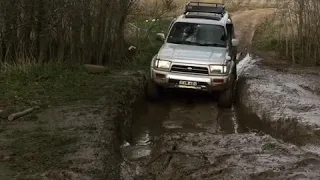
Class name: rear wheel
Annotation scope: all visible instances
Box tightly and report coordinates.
[218,74,236,108]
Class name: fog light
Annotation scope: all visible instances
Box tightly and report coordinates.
[155,73,166,79]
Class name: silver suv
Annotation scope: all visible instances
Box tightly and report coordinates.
[147,1,240,108]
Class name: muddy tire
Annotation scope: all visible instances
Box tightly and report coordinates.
[146,79,162,101]
[233,65,237,80]
[218,75,235,108]
[232,66,238,103]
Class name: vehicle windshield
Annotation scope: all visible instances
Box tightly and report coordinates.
[167,22,227,47]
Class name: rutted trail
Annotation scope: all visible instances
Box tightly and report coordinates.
[125,133,320,180]
[120,8,320,180]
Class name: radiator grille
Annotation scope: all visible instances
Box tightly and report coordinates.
[170,65,209,75]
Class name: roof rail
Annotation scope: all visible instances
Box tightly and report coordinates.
[184,1,226,15]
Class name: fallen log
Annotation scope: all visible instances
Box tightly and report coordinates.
[0,108,15,119]
[8,106,39,121]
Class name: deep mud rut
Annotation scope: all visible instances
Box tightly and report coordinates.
[120,9,320,180]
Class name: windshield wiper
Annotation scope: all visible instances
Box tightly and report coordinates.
[171,41,198,45]
[199,43,226,47]
[183,41,198,45]
[168,40,184,44]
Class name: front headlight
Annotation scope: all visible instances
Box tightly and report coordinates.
[209,64,230,74]
[154,59,171,70]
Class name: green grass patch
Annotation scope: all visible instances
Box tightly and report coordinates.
[0,63,113,107]
[252,17,282,53]
[0,18,173,108]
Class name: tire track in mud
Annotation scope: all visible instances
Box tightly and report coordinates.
[120,8,320,180]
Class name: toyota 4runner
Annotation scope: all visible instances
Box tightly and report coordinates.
[147,1,240,108]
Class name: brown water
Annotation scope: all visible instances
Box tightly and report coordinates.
[131,91,247,145]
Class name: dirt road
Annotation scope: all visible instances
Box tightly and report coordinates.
[120,9,320,180]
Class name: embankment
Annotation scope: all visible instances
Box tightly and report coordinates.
[237,55,320,146]
[92,73,147,179]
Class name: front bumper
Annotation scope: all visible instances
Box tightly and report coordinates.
[151,68,231,92]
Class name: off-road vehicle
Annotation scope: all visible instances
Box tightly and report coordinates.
[147,1,240,108]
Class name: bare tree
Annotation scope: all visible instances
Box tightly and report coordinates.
[0,0,137,66]
[278,0,320,65]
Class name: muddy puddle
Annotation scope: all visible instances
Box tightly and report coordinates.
[132,91,248,137]
[120,89,320,180]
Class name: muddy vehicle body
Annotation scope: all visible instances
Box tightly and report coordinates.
[147,1,240,108]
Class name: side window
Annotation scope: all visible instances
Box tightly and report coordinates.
[226,23,233,43]
[226,23,234,56]
[226,15,234,39]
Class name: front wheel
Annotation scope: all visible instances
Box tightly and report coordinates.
[218,75,236,108]
[146,79,163,101]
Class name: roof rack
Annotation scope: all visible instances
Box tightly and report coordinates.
[184,1,226,15]
[185,12,223,21]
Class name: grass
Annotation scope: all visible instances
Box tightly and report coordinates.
[250,15,294,68]
[0,63,98,107]
[251,15,282,55]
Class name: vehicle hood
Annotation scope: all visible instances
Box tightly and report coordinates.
[157,43,228,64]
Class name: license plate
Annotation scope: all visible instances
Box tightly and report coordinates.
[179,80,197,86]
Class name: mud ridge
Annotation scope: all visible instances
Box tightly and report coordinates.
[101,75,147,179]
[236,58,320,146]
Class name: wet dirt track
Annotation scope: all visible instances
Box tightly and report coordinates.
[120,8,320,180]
[120,91,320,180]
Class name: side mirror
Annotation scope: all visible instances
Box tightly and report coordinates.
[226,55,231,61]
[156,33,165,42]
[231,39,240,47]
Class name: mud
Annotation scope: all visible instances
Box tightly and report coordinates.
[120,92,320,179]
[119,68,320,178]
[237,55,320,146]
